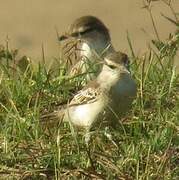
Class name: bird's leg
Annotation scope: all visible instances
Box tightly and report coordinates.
[104,127,118,148]
[84,132,91,146]
[84,129,95,169]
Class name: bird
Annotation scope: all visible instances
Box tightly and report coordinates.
[41,51,137,144]
[58,15,115,83]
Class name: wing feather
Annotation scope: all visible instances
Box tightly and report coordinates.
[69,87,101,106]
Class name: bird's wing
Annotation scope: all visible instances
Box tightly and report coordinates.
[69,86,101,106]
[40,87,100,124]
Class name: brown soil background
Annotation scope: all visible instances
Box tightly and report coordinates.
[0,0,178,60]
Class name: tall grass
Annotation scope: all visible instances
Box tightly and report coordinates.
[0,1,179,179]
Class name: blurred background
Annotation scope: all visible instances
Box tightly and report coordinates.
[0,0,178,60]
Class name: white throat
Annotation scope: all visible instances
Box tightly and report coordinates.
[97,65,119,89]
[79,39,114,59]
[80,42,92,58]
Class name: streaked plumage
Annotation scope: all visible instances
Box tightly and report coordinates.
[41,52,137,143]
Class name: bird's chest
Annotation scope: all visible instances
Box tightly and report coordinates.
[67,98,106,128]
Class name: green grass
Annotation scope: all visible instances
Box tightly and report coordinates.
[0,1,179,179]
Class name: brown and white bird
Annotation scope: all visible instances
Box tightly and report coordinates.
[42,51,137,143]
[59,15,115,82]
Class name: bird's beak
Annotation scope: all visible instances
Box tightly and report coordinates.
[121,66,131,74]
[126,65,131,74]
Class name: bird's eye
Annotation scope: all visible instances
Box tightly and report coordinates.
[58,35,68,41]
[108,65,117,69]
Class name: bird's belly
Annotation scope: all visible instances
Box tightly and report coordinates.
[65,100,104,128]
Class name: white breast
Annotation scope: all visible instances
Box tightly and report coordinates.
[64,99,104,128]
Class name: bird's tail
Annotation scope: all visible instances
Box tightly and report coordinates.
[40,108,65,129]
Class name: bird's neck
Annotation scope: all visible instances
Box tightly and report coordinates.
[79,39,114,59]
[97,65,119,91]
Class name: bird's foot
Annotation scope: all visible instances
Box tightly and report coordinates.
[104,127,118,148]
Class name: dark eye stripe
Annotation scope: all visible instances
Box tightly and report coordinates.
[59,27,94,41]
[71,27,93,37]
[108,65,117,69]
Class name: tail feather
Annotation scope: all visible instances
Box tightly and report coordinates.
[40,108,65,128]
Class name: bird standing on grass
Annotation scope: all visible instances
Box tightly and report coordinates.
[42,51,137,144]
[59,15,115,82]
